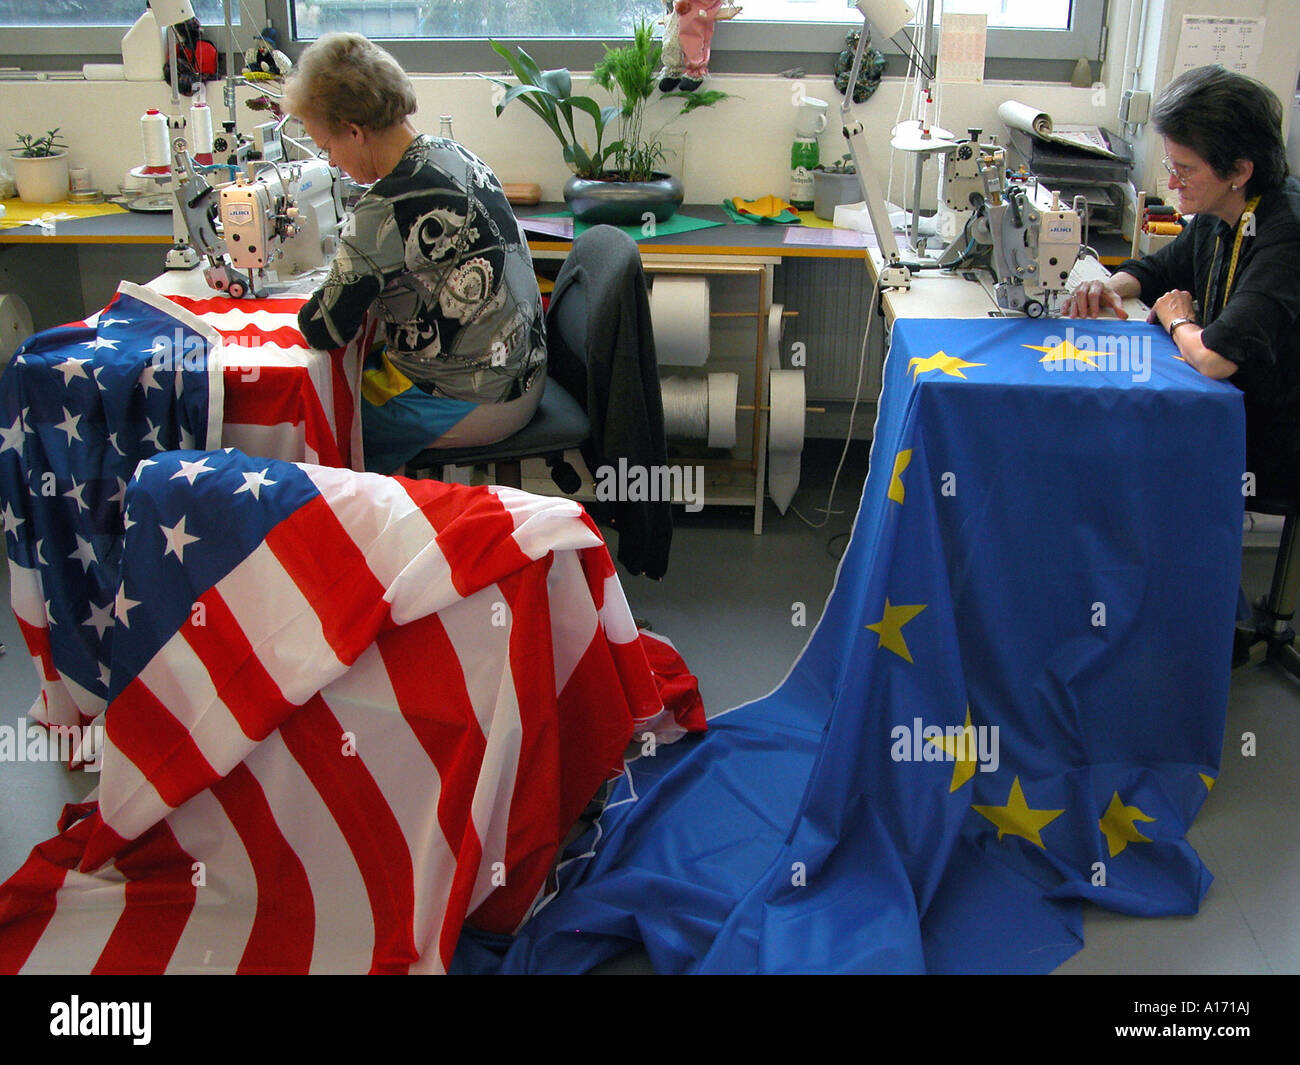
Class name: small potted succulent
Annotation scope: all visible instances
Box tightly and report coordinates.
[11,129,71,204]
[812,154,861,221]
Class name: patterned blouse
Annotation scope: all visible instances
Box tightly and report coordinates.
[297,133,546,404]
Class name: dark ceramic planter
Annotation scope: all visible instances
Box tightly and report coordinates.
[563,173,684,226]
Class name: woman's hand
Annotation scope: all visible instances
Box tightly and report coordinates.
[1062,279,1129,319]
[1148,289,1196,331]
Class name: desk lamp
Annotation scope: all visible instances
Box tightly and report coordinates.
[841,0,915,283]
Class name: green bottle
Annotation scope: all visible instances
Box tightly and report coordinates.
[791,136,819,211]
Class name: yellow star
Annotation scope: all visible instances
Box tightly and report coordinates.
[972,776,1064,849]
[864,599,927,663]
[1200,773,1215,791]
[1023,340,1100,368]
[888,449,912,504]
[924,705,979,792]
[908,351,985,379]
[1099,791,1156,857]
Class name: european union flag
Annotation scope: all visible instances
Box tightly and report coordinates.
[0,283,222,725]
[481,316,1244,973]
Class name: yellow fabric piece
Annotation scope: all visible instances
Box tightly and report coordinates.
[361,348,414,407]
[795,210,835,229]
[0,198,127,229]
[731,195,795,218]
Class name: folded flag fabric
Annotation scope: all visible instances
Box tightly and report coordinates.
[0,282,223,733]
[0,450,704,973]
[492,317,1244,973]
[722,197,801,225]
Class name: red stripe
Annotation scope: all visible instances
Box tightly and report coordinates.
[92,821,198,974]
[265,494,389,666]
[406,480,533,598]
[223,365,342,466]
[211,324,308,348]
[104,677,221,808]
[182,588,295,742]
[0,813,95,973]
[210,762,316,974]
[278,696,418,974]
[15,616,58,682]
[466,563,569,933]
[376,613,484,970]
[79,809,131,873]
[164,294,308,316]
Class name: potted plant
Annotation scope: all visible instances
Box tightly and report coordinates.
[485,20,728,225]
[812,154,861,221]
[10,129,71,204]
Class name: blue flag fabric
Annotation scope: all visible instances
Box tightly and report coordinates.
[0,282,222,721]
[483,317,1245,974]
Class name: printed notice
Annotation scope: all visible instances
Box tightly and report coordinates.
[1175,15,1264,77]
[938,13,987,85]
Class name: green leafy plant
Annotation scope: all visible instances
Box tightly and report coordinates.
[13,128,67,158]
[485,20,729,183]
[481,42,620,180]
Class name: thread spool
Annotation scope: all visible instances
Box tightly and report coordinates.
[1145,221,1183,236]
[650,275,710,366]
[659,373,739,449]
[140,109,171,173]
[767,369,806,514]
[190,102,214,160]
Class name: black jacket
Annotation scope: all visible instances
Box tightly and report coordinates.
[546,225,672,579]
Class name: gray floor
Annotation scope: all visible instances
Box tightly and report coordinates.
[0,438,1295,974]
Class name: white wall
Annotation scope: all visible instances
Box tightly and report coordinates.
[0,72,1121,211]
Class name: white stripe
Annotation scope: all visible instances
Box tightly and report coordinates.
[321,646,456,974]
[489,486,604,558]
[305,467,461,623]
[598,573,640,645]
[95,731,174,845]
[136,636,251,777]
[546,549,600,696]
[8,559,45,626]
[162,790,258,973]
[241,729,374,974]
[439,587,523,916]
[218,542,347,706]
[19,867,126,974]
[223,421,310,464]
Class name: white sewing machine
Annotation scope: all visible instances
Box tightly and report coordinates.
[170,145,343,298]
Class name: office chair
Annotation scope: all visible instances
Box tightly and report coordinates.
[1234,496,1300,679]
[402,240,595,492]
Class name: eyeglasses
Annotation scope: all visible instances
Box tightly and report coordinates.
[1161,156,1196,182]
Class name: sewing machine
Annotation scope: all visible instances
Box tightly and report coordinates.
[934,139,1082,318]
[170,144,343,298]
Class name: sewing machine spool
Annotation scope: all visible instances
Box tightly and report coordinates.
[660,373,739,449]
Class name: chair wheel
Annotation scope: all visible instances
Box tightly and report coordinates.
[550,460,582,495]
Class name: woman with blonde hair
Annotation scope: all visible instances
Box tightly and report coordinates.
[284,33,546,474]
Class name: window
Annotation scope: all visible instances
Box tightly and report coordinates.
[1,1,263,60]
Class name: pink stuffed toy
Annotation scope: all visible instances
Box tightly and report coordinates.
[660,0,742,92]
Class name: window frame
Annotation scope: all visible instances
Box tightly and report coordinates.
[1,1,269,60]
[0,0,1106,78]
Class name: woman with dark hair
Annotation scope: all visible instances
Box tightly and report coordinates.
[1064,65,1300,498]
[283,33,546,474]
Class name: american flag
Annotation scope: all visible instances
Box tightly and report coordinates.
[1,283,224,731]
[3,278,370,734]
[0,449,705,973]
